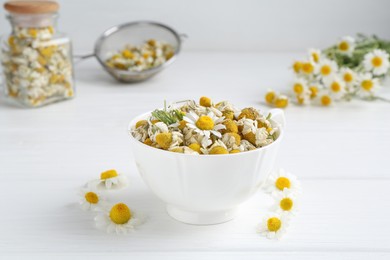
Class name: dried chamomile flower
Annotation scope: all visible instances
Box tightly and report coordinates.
[91,169,129,190]
[184,111,226,139]
[79,185,106,211]
[271,189,298,216]
[263,169,301,194]
[132,98,278,154]
[95,203,144,234]
[105,39,174,72]
[257,212,290,240]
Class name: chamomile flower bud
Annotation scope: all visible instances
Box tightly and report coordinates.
[308,48,321,63]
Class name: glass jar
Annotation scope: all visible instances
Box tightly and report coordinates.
[1,1,75,107]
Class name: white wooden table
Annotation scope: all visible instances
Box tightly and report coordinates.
[1,52,390,259]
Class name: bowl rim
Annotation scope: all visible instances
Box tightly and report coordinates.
[127,110,284,157]
[94,20,182,76]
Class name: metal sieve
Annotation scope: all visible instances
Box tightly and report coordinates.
[77,21,186,83]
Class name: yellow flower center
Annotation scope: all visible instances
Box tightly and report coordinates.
[302,63,314,74]
[371,56,383,67]
[222,110,235,120]
[28,28,38,38]
[320,65,331,76]
[178,120,187,130]
[275,177,291,190]
[275,97,288,108]
[343,72,353,83]
[297,96,305,105]
[321,95,332,106]
[280,198,293,211]
[101,169,118,180]
[309,86,318,98]
[293,83,304,94]
[209,146,229,155]
[122,49,134,59]
[85,192,99,204]
[267,217,282,232]
[188,143,201,153]
[199,96,212,107]
[362,80,373,91]
[312,52,320,63]
[109,203,132,224]
[230,149,240,154]
[196,116,214,130]
[331,82,341,92]
[293,61,302,73]
[155,132,173,150]
[338,41,349,51]
[135,120,148,129]
[265,91,276,104]
[223,119,238,133]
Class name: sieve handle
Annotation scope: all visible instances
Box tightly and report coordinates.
[73,54,95,64]
[179,33,188,41]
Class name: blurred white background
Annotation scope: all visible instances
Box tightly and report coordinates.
[1,0,389,53]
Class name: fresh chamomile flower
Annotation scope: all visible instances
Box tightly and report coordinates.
[324,75,346,99]
[79,185,105,211]
[316,59,338,79]
[292,60,303,74]
[363,49,390,76]
[340,67,357,90]
[264,169,301,194]
[257,212,289,239]
[272,189,298,215]
[183,111,226,139]
[292,78,308,96]
[296,91,311,105]
[317,90,333,106]
[357,73,380,98]
[308,48,322,63]
[308,81,321,99]
[301,60,315,76]
[337,36,355,56]
[264,89,277,105]
[274,94,289,108]
[95,202,144,234]
[91,169,129,190]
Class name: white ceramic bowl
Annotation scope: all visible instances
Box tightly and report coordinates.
[128,108,285,225]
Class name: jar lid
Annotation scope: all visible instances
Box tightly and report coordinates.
[4,1,59,14]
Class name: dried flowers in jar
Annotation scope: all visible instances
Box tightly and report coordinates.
[1,1,75,107]
[131,97,279,155]
[105,39,174,72]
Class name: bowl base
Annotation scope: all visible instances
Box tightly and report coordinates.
[166,205,237,225]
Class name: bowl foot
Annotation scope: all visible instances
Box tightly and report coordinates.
[166,205,237,225]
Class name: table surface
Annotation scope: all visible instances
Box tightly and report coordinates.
[1,52,390,259]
